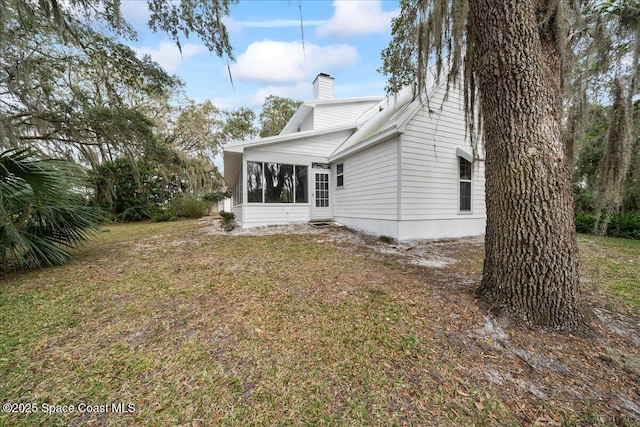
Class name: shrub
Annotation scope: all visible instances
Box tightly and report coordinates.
[573,184,596,214]
[93,157,184,222]
[219,210,235,221]
[607,212,640,239]
[168,193,212,219]
[575,212,596,234]
[151,194,212,222]
[575,211,640,239]
[219,211,236,231]
[151,210,178,223]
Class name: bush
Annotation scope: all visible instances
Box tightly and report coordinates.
[219,210,235,221]
[575,212,596,234]
[575,211,640,239]
[169,193,212,219]
[219,210,235,231]
[573,184,596,214]
[608,212,640,239]
[151,194,212,222]
[151,210,178,223]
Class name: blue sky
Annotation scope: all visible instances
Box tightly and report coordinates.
[120,1,400,110]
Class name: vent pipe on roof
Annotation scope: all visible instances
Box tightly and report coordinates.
[313,73,334,100]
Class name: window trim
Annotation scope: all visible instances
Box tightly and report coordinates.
[458,157,472,213]
[336,163,344,188]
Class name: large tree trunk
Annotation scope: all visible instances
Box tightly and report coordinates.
[471,1,582,330]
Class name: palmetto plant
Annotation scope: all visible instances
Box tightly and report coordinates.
[0,148,101,273]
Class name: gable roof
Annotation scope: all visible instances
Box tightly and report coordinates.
[329,85,422,161]
[223,123,359,154]
[280,96,384,135]
[327,67,447,161]
[222,71,445,186]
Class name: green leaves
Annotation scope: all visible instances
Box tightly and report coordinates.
[258,95,302,138]
[147,0,236,59]
[222,108,258,143]
[0,148,101,272]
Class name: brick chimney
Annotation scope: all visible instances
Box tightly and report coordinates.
[312,73,334,100]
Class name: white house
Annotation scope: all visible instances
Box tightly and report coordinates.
[223,73,485,241]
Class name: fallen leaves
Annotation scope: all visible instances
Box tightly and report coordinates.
[0,219,638,426]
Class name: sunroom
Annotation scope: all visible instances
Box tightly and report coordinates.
[223,127,352,227]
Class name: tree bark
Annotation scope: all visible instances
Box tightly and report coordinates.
[471,1,582,330]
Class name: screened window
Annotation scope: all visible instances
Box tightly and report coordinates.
[247,162,308,203]
[233,168,243,206]
[336,163,344,187]
[247,162,263,203]
[265,163,294,203]
[459,157,472,212]
[295,166,308,203]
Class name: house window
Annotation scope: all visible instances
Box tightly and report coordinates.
[247,161,263,203]
[336,163,344,188]
[459,157,472,212]
[265,163,294,203]
[295,165,308,203]
[233,168,242,206]
[247,161,308,203]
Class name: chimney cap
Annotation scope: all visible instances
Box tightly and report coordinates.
[313,72,334,81]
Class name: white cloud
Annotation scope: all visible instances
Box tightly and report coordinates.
[231,40,359,83]
[317,1,399,38]
[133,40,208,72]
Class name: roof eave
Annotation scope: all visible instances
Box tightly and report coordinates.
[223,123,358,153]
[280,104,313,134]
[329,126,401,162]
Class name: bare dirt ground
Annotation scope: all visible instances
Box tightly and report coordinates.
[202,219,640,425]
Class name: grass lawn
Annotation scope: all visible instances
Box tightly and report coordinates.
[577,234,640,308]
[1,220,638,426]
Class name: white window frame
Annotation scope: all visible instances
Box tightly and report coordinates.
[336,163,344,188]
[458,157,472,213]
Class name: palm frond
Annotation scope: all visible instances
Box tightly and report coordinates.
[0,148,101,273]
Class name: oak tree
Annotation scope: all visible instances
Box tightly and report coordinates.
[381,1,625,330]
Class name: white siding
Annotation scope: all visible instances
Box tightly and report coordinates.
[397,218,485,241]
[298,112,314,132]
[314,101,378,130]
[240,205,310,228]
[313,74,334,100]
[332,138,398,221]
[400,86,486,222]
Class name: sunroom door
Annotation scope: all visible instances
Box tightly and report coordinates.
[311,166,331,220]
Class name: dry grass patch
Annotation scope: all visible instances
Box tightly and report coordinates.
[0,219,638,426]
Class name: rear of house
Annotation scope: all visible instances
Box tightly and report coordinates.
[223,73,485,241]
